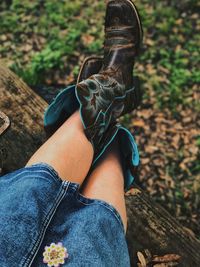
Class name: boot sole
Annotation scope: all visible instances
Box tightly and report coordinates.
[126,0,143,54]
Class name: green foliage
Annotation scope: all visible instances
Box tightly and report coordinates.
[0,0,104,85]
[134,1,199,112]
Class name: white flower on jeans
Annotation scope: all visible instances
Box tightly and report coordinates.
[43,242,68,267]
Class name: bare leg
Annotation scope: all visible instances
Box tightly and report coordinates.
[27,110,127,230]
[26,111,94,185]
[81,138,127,232]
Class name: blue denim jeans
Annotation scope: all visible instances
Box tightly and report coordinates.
[0,163,130,267]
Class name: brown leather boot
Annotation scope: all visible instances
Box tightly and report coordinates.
[76,0,143,154]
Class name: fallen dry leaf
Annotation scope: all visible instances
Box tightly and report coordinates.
[125,188,142,196]
[82,34,94,46]
[137,251,147,267]
[152,254,181,263]
[145,145,159,153]
[133,119,146,128]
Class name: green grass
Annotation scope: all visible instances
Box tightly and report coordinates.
[0,0,105,85]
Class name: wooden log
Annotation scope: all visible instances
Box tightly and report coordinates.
[1,64,200,267]
[126,188,200,266]
[0,63,47,172]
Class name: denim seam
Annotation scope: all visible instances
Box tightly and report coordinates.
[25,164,63,183]
[32,163,63,182]
[14,175,59,185]
[26,164,81,189]
[19,181,69,267]
[9,169,61,184]
[76,197,125,234]
[69,185,79,191]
